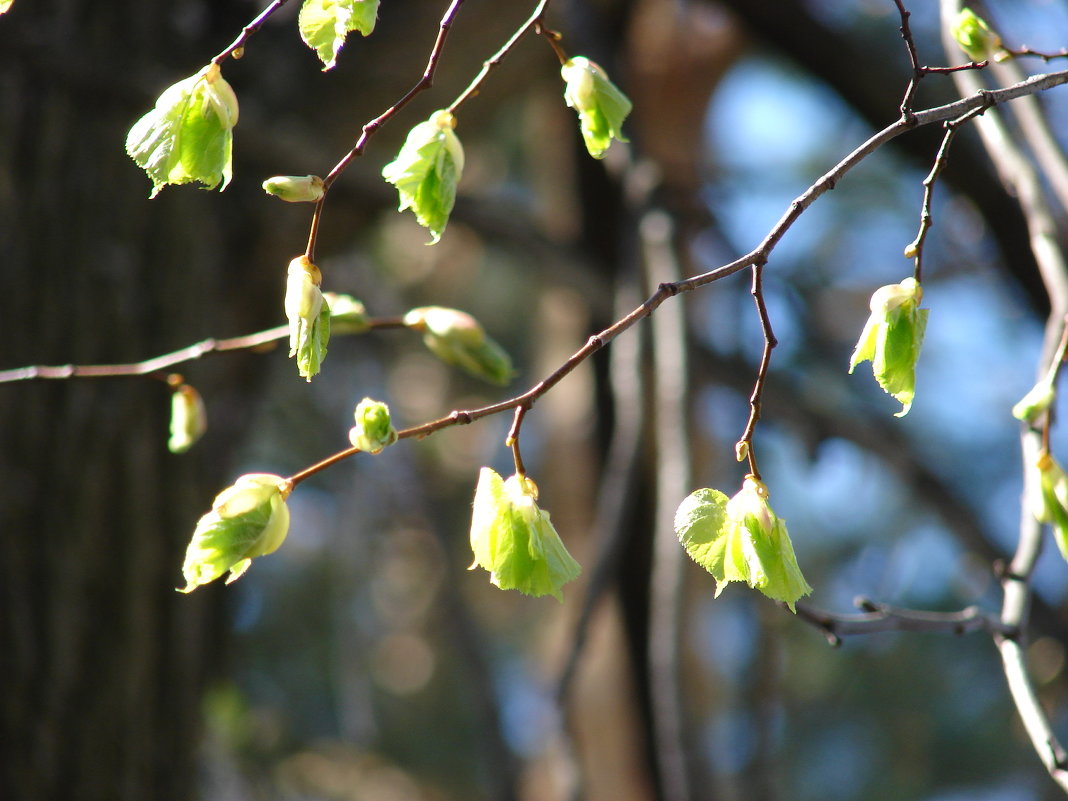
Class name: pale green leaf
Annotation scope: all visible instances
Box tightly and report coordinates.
[469,469,581,601]
[561,56,632,159]
[674,488,731,584]
[382,110,464,243]
[299,0,380,70]
[403,306,514,385]
[126,63,238,197]
[349,398,397,453]
[0,0,14,16]
[295,297,331,381]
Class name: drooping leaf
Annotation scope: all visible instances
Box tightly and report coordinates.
[675,478,811,612]
[849,277,928,417]
[470,468,581,601]
[561,56,632,159]
[382,110,464,243]
[299,0,380,70]
[126,63,239,197]
[285,256,331,381]
[179,474,291,592]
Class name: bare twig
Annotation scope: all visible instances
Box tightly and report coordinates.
[211,0,294,64]
[0,317,406,384]
[795,598,1015,647]
[737,261,776,479]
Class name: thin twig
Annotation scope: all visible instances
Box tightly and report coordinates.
[795,598,1015,647]
[738,262,776,479]
[447,0,554,114]
[0,317,406,384]
[1004,47,1068,63]
[212,0,294,65]
[905,105,985,281]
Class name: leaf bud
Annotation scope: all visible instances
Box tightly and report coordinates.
[179,473,292,592]
[348,397,398,454]
[951,7,1003,61]
[168,382,208,453]
[403,306,514,385]
[561,56,632,159]
[262,174,325,203]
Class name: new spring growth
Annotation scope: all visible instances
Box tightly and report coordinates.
[324,292,370,335]
[168,382,207,454]
[952,8,1006,62]
[285,255,331,381]
[126,62,239,197]
[675,476,812,612]
[561,56,633,159]
[469,468,582,601]
[403,306,513,385]
[262,175,325,203]
[179,473,292,592]
[382,110,464,243]
[1031,450,1068,563]
[849,277,928,417]
[348,398,398,453]
[299,0,381,71]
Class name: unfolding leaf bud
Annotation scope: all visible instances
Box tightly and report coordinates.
[951,7,1003,62]
[403,306,514,385]
[1013,374,1057,424]
[1032,450,1068,563]
[168,383,208,453]
[324,292,370,334]
[849,277,928,417]
[179,473,291,592]
[469,468,582,601]
[561,56,632,159]
[348,397,398,454]
[262,174,325,203]
[285,256,330,381]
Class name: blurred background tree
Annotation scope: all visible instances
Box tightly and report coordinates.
[3,1,1068,800]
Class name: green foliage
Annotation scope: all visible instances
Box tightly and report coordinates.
[561,56,632,159]
[403,306,513,385]
[1033,452,1068,562]
[325,292,370,334]
[1013,373,1056,424]
[168,383,207,454]
[0,1,13,15]
[675,477,812,612]
[849,277,928,417]
[299,0,380,71]
[262,174,325,203]
[381,110,464,243]
[951,7,1002,61]
[179,474,291,592]
[349,398,398,453]
[125,63,239,197]
[469,468,581,601]
[285,256,331,381]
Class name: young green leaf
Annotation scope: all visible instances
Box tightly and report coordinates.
[126,63,239,197]
[675,477,812,612]
[381,110,464,243]
[179,474,291,592]
[561,56,632,159]
[849,277,928,417]
[951,7,1002,61]
[285,256,331,381]
[349,397,398,453]
[0,1,14,15]
[403,306,513,385]
[469,468,581,601]
[299,0,380,70]
[168,383,207,454]
[324,292,370,334]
